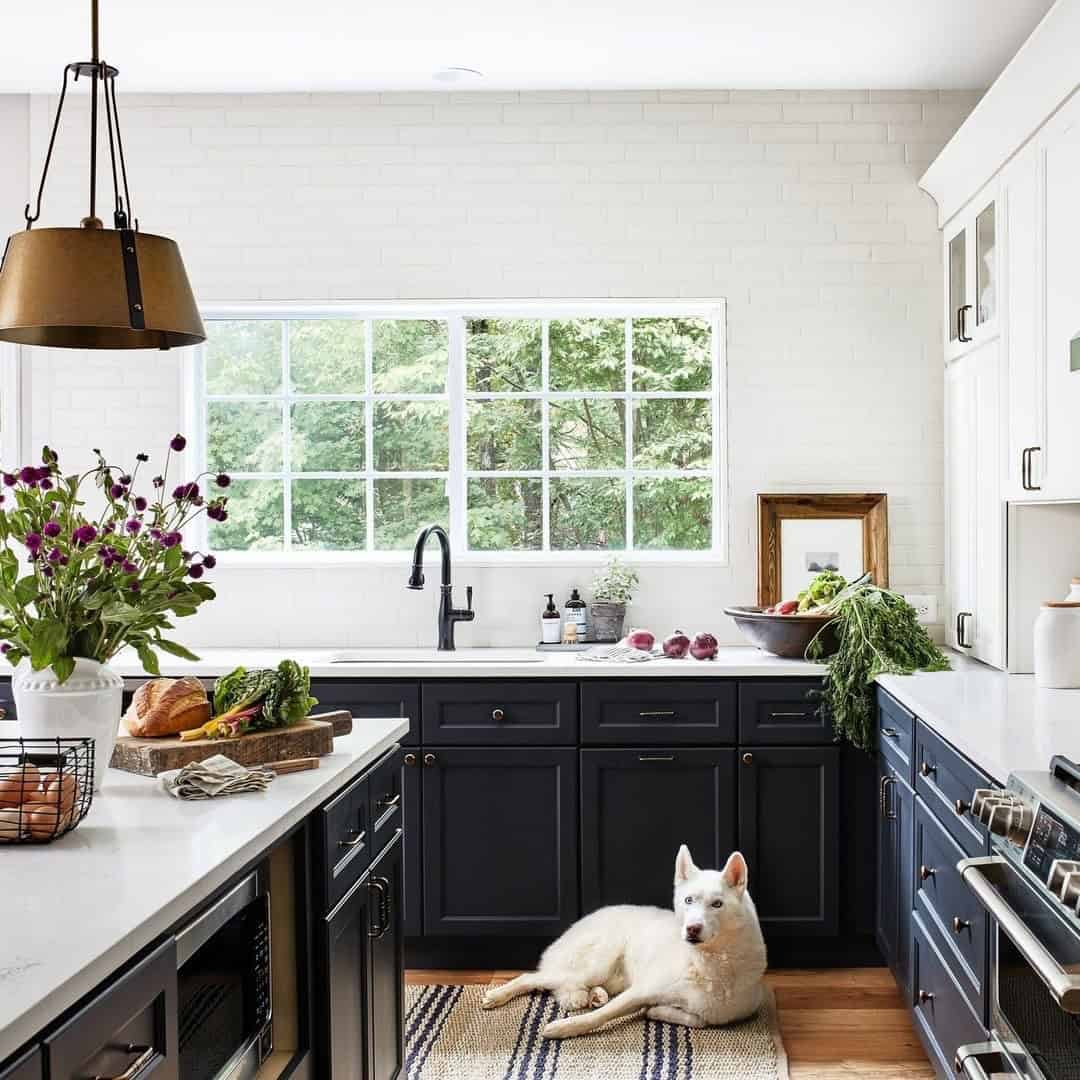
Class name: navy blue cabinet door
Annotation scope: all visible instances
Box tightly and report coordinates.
[322,872,373,1079]
[876,754,914,996]
[402,753,422,937]
[369,838,405,1080]
[421,747,579,936]
[0,1048,42,1080]
[580,748,737,912]
[737,746,841,937]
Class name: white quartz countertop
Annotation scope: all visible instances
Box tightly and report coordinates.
[0,719,408,1065]
[878,653,1080,785]
[108,645,825,680]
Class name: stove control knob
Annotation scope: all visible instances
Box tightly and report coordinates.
[972,788,1009,823]
[1048,860,1080,904]
[985,801,1033,844]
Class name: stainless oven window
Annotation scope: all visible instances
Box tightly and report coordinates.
[990,862,1080,1080]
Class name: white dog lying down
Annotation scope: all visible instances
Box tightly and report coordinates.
[481,846,767,1040]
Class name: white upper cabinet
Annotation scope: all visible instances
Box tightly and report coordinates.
[944,182,1000,363]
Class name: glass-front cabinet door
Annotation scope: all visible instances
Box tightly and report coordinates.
[944,185,999,362]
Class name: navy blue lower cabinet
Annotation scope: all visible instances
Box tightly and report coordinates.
[421,747,579,936]
[0,1048,42,1080]
[876,754,914,996]
[311,679,421,745]
[737,746,841,937]
[580,748,737,912]
[738,680,830,744]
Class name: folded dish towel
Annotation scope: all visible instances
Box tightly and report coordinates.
[578,643,659,663]
[159,754,276,799]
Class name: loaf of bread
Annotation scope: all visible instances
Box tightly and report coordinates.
[124,677,211,737]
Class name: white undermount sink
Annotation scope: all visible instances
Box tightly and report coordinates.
[326,648,545,664]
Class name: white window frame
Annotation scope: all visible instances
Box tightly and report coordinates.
[184,299,728,567]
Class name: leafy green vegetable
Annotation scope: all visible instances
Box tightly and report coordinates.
[797,570,846,612]
[807,583,949,751]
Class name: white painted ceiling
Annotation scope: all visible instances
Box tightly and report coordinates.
[0,0,1055,93]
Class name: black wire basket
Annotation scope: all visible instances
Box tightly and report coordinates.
[0,737,95,843]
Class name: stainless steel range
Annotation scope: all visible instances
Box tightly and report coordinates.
[956,756,1080,1080]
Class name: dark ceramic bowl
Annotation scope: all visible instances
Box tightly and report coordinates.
[723,606,839,660]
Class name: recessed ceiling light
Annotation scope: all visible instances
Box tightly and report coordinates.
[432,67,484,84]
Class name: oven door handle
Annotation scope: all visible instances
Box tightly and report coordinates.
[959,855,1080,1014]
[176,866,265,967]
[954,1043,1015,1079]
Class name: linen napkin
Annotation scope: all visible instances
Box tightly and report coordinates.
[159,754,275,799]
[577,643,659,663]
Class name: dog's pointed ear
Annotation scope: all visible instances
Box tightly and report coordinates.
[674,844,698,884]
[723,851,749,896]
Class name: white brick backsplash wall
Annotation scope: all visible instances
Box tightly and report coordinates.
[0,88,978,649]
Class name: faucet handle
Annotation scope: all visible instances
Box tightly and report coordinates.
[466,585,473,612]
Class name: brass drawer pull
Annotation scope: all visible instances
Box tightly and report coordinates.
[639,710,676,717]
[492,708,505,722]
[339,829,367,849]
[769,711,807,719]
[94,1044,155,1080]
[639,755,675,762]
[368,877,388,938]
[377,793,401,811]
[920,761,936,777]
[920,865,936,881]
[881,727,899,739]
[917,989,935,1005]
[952,917,971,933]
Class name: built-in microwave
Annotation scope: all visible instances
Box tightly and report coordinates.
[176,863,273,1080]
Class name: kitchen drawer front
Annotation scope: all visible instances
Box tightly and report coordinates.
[913,798,988,1019]
[367,746,404,854]
[45,937,179,1080]
[312,679,420,745]
[914,721,991,857]
[876,688,915,782]
[0,1047,42,1080]
[738,680,828,744]
[320,771,372,912]
[422,681,578,745]
[911,914,987,1078]
[581,681,736,745]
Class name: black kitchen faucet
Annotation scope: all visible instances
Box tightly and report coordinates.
[407,524,474,651]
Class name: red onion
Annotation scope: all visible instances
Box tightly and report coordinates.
[626,627,655,652]
[662,630,691,658]
[690,631,719,660]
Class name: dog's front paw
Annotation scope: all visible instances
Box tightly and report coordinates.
[480,989,501,1010]
[542,1019,575,1040]
[588,986,609,1009]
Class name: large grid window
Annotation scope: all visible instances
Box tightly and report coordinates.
[194,302,724,558]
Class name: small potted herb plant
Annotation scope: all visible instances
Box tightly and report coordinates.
[0,437,229,789]
[588,557,639,642]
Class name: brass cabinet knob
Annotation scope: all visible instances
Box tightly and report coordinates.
[423,753,436,767]
[920,761,935,777]
[742,752,754,765]
[492,708,505,722]
[955,799,971,816]
[917,989,934,1005]
[952,917,971,933]
[919,865,936,881]
[404,753,417,767]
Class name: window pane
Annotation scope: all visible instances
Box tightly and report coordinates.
[634,477,711,550]
[632,317,712,391]
[292,479,365,550]
[373,401,449,471]
[467,400,541,471]
[374,479,449,550]
[373,320,448,393]
[549,399,625,470]
[206,320,282,395]
[209,479,283,551]
[467,478,542,550]
[633,399,711,469]
[208,402,283,472]
[550,478,626,550]
[289,320,365,394]
[291,401,364,472]
[549,318,625,391]
[466,318,541,392]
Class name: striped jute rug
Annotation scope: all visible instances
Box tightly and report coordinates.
[404,984,790,1079]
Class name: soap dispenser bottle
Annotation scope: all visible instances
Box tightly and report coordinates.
[564,588,588,640]
[541,594,562,644]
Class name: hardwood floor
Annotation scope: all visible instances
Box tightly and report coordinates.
[405,967,934,1079]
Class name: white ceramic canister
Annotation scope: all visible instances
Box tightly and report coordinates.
[12,658,124,791]
[1033,602,1080,688]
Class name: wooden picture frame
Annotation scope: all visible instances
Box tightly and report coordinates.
[757,493,889,606]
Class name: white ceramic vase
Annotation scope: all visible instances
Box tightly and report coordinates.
[12,657,123,791]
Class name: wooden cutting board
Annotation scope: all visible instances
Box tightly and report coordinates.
[110,710,354,777]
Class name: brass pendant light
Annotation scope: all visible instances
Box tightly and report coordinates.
[0,0,205,350]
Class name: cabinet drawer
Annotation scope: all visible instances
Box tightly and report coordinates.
[581,681,736,745]
[367,747,404,855]
[914,799,988,1020]
[876,688,915,782]
[422,681,577,745]
[738,680,828,744]
[911,914,987,1077]
[45,937,178,1080]
[0,1047,42,1080]
[320,771,372,912]
[915,721,991,857]
[312,680,420,745]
